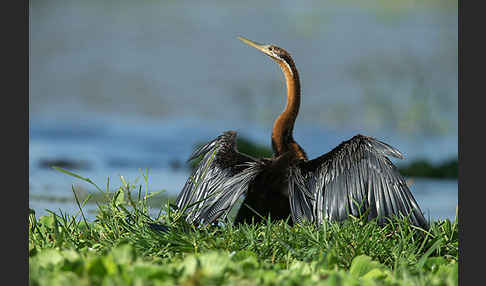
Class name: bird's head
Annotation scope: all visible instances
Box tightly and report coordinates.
[238,36,294,68]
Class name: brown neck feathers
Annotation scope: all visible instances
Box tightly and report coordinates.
[271,55,307,160]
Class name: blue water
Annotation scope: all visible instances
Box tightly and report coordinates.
[29,116,457,222]
[29,0,457,222]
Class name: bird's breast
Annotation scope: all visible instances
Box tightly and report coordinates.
[250,165,290,199]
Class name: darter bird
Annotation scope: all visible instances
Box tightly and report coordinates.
[174,37,428,229]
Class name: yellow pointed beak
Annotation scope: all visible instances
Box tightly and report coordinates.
[238,36,272,55]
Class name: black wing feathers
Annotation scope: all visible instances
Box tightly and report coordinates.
[175,131,262,225]
[177,132,427,229]
[293,134,428,228]
[287,167,314,224]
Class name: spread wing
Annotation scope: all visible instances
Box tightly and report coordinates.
[175,131,263,225]
[290,134,428,229]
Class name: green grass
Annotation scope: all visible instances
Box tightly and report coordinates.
[29,169,458,286]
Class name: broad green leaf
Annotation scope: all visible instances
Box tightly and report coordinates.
[132,264,171,280]
[102,255,118,276]
[424,256,448,272]
[112,244,135,265]
[349,255,385,278]
[35,249,64,266]
[361,268,387,280]
[87,257,107,277]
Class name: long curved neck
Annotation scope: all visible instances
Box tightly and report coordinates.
[271,57,307,160]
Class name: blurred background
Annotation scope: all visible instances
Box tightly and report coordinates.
[29,0,457,221]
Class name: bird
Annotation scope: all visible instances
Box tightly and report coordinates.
[175,36,428,229]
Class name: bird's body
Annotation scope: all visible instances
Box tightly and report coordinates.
[175,37,428,229]
[234,151,295,225]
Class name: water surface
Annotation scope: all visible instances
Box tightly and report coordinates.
[29,0,457,222]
